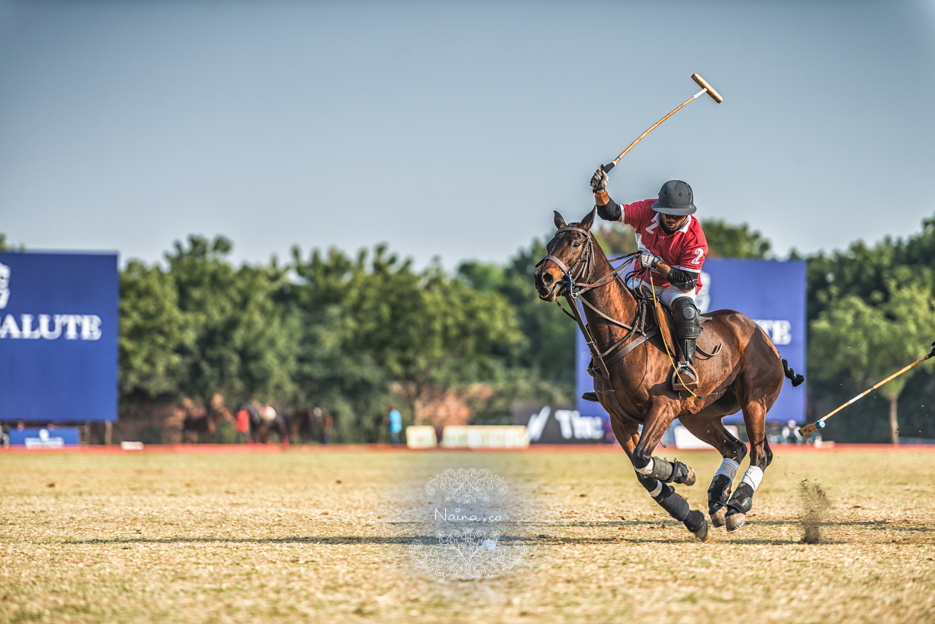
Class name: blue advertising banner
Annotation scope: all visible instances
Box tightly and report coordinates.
[8,427,81,448]
[0,252,118,422]
[577,259,807,426]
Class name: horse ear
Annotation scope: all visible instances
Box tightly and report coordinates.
[581,207,597,231]
[554,211,566,229]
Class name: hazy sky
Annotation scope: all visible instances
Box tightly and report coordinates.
[1,1,934,268]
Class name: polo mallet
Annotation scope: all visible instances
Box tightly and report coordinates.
[798,340,935,437]
[601,73,723,173]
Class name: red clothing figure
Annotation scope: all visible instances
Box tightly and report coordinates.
[236,408,251,444]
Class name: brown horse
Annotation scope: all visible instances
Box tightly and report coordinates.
[182,394,233,443]
[534,208,803,540]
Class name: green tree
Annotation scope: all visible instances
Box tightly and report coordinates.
[593,224,638,257]
[289,244,523,438]
[458,237,576,391]
[163,235,298,404]
[0,233,23,252]
[700,219,772,258]
[118,260,194,401]
[810,282,935,444]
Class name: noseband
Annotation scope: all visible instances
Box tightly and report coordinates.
[536,226,596,289]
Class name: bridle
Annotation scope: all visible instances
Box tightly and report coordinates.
[539,226,597,291]
[537,226,658,424]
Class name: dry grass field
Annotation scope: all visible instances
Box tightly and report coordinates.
[1,447,934,623]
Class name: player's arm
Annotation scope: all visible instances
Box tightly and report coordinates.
[639,246,704,292]
[666,243,706,292]
[590,168,622,221]
[658,263,699,292]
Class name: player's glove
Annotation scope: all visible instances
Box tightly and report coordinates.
[639,251,662,270]
[590,168,608,194]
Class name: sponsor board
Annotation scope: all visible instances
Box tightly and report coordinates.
[441,426,529,449]
[405,426,438,449]
[8,427,80,448]
[0,253,118,422]
[511,402,608,444]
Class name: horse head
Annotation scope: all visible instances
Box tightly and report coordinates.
[534,208,597,301]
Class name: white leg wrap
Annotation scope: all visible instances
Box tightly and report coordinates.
[741,466,764,492]
[634,458,654,475]
[714,458,740,480]
[648,482,663,497]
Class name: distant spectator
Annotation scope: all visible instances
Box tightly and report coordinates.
[320,408,333,445]
[388,405,402,446]
[236,406,251,444]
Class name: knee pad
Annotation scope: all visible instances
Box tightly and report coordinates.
[672,298,701,338]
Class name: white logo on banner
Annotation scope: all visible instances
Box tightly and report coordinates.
[25,429,65,449]
[0,263,103,341]
[754,319,793,345]
[526,406,603,441]
[0,262,9,309]
[0,314,102,340]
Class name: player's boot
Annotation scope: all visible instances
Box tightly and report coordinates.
[672,298,702,393]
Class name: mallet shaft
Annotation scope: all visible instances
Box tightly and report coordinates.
[602,73,722,173]
[602,92,698,173]
[798,348,935,437]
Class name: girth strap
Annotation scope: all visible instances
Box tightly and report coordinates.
[605,328,657,369]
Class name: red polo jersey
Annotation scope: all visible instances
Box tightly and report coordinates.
[619,199,708,292]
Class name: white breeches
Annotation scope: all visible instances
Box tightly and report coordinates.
[626,276,696,308]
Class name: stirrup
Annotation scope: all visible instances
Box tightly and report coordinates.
[581,392,599,403]
[672,364,699,392]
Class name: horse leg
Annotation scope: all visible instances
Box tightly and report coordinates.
[725,398,772,531]
[608,416,639,457]
[678,415,747,528]
[631,402,709,541]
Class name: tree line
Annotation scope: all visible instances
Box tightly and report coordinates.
[2,214,933,443]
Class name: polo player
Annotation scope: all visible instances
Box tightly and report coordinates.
[587,169,709,393]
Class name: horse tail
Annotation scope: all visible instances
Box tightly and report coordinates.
[782,358,805,387]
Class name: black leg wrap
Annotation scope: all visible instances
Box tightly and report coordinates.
[637,474,658,492]
[683,509,706,533]
[707,474,732,515]
[649,457,692,484]
[726,482,754,516]
[653,483,690,522]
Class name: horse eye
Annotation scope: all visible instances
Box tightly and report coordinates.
[572,242,581,248]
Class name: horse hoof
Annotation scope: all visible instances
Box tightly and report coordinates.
[684,467,696,487]
[711,508,727,528]
[694,519,709,542]
[726,513,746,532]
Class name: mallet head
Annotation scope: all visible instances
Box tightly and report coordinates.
[691,73,723,103]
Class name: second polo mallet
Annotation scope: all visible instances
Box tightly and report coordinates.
[798,341,935,437]
[601,73,723,173]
